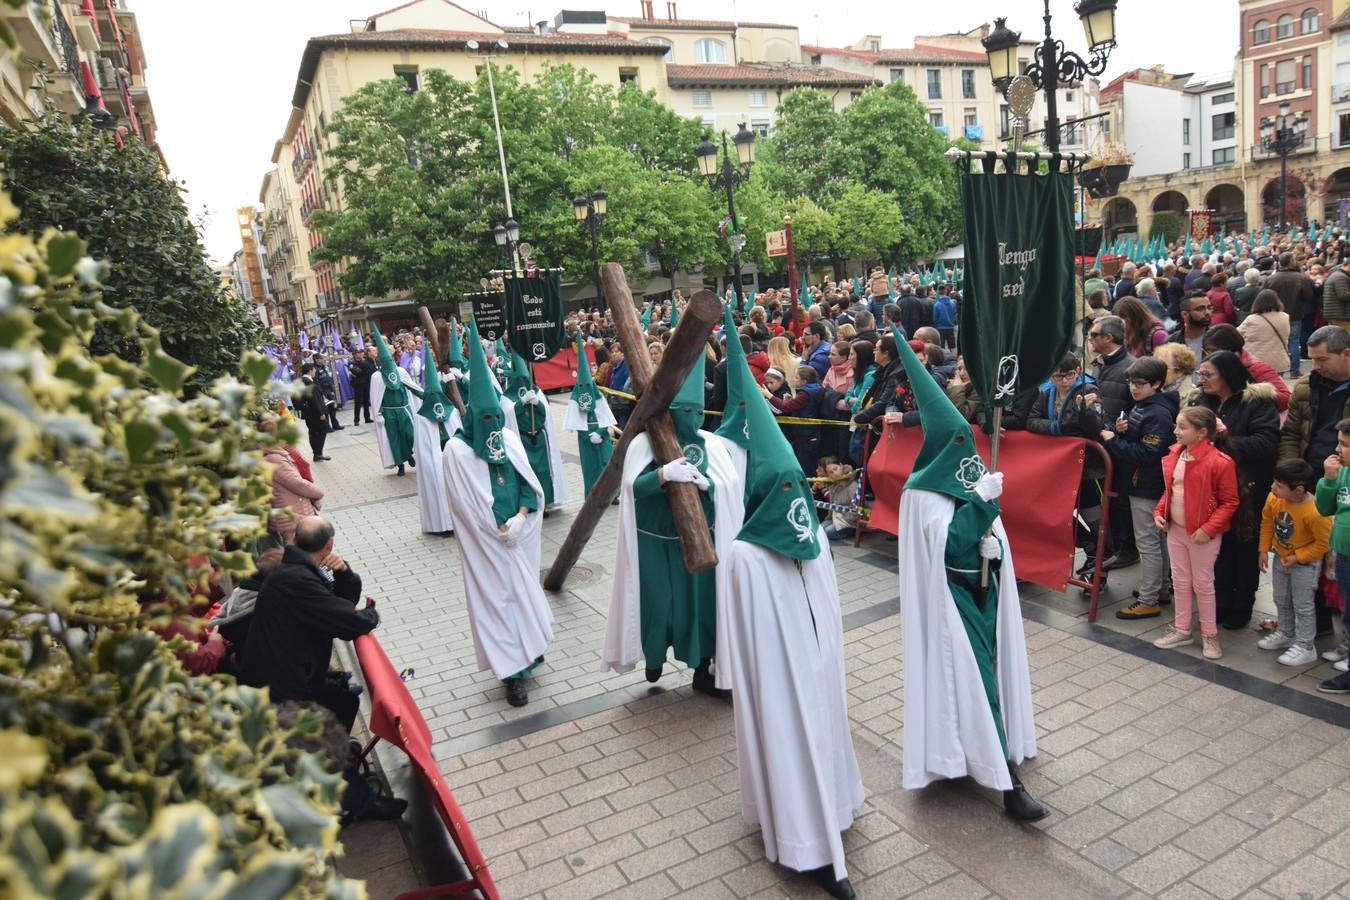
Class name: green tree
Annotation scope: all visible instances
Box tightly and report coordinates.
[0,112,260,390]
[832,180,904,272]
[1150,210,1183,243]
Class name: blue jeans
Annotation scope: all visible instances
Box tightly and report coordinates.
[1289,319,1303,374]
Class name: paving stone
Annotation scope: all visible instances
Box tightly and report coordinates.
[1187,847,1278,900]
[1100,776,1178,820]
[1257,851,1350,899]
[1118,845,1205,894]
[1111,808,1191,855]
[1080,837,1138,873]
[668,844,749,890]
[1043,804,1129,849]
[1173,812,1257,859]
[1240,815,1328,866]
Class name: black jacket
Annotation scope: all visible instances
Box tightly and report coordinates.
[242,545,376,703]
[896,295,925,338]
[1090,346,1132,421]
[1104,390,1180,499]
[1267,269,1313,320]
[349,357,376,390]
[298,377,329,430]
[313,364,336,402]
[854,359,906,428]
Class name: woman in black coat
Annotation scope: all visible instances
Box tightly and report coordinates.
[1187,350,1281,629]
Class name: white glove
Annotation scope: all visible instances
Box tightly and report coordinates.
[973,471,1004,502]
[588,432,604,445]
[446,367,464,382]
[979,536,1002,561]
[661,458,710,490]
[500,513,527,547]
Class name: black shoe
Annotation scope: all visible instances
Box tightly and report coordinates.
[332,425,345,431]
[645,667,662,683]
[810,866,855,899]
[408,456,416,468]
[1317,671,1350,694]
[1079,577,1106,600]
[1076,559,1098,577]
[504,678,528,707]
[1101,553,1139,572]
[397,464,405,476]
[1003,767,1047,821]
[318,455,333,461]
[692,666,731,701]
[358,794,408,821]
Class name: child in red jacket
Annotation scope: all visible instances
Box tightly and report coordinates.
[1152,406,1241,659]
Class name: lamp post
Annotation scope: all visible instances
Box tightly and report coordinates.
[468,38,521,270]
[1261,100,1310,232]
[572,188,609,310]
[695,122,756,302]
[982,0,1118,153]
[492,218,520,275]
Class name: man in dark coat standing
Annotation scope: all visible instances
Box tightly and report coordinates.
[1268,252,1314,376]
[349,347,376,426]
[312,354,343,432]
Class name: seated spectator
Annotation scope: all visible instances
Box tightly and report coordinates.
[242,516,404,820]
[1202,323,1291,413]
[1153,342,1199,405]
[945,357,985,426]
[210,546,284,675]
[814,455,860,540]
[261,422,324,545]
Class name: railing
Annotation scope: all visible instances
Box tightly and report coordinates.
[1335,82,1350,103]
[49,0,79,73]
[291,146,312,178]
[1248,133,1344,161]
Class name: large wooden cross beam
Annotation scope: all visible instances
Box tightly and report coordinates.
[544,264,720,591]
[417,306,466,417]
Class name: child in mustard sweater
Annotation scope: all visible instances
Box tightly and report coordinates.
[1257,458,1331,666]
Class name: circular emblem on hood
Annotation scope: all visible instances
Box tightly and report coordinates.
[787,496,814,543]
[485,430,506,462]
[384,372,399,388]
[577,392,594,411]
[681,443,705,468]
[432,402,446,419]
[956,454,988,491]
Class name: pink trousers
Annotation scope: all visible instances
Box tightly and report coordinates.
[1166,527,1222,637]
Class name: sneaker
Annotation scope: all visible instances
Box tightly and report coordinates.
[1278,645,1319,666]
[1335,658,1349,672]
[1316,671,1350,694]
[1202,634,1223,660]
[1153,627,1192,649]
[1117,600,1161,620]
[1323,647,1349,663]
[1257,632,1294,651]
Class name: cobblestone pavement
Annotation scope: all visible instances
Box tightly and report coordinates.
[318,401,1350,899]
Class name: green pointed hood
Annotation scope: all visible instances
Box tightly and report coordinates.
[890,325,987,504]
[416,343,453,440]
[715,307,751,451]
[670,352,704,445]
[372,328,407,395]
[504,347,534,403]
[457,316,508,463]
[668,301,680,331]
[640,300,654,329]
[446,320,467,370]
[737,349,821,560]
[569,332,603,414]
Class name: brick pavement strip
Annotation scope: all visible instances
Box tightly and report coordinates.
[318,420,1350,898]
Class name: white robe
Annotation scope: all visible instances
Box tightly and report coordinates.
[412,397,459,534]
[897,489,1037,792]
[369,366,416,470]
[721,531,864,880]
[562,393,617,432]
[504,390,568,509]
[600,430,743,674]
[440,431,554,679]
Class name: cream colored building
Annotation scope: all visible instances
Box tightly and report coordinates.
[665,63,877,136]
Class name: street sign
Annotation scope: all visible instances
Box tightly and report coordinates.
[766,229,788,257]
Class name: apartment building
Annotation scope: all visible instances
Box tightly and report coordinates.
[0,1,156,151]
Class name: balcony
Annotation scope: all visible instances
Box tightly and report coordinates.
[93,0,123,52]
[1249,133,1340,161]
[1335,82,1350,104]
[6,0,81,76]
[291,145,313,179]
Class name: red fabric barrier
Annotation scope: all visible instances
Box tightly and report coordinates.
[531,344,596,392]
[355,635,499,900]
[866,426,1086,592]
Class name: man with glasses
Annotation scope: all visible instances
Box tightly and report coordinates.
[1167,291,1213,360]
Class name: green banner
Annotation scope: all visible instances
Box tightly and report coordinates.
[504,271,565,362]
[958,168,1075,426]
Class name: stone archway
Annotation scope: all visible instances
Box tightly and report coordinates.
[1205,183,1246,235]
[1321,168,1350,227]
[1151,190,1189,215]
[1262,173,1306,227]
[1103,196,1138,240]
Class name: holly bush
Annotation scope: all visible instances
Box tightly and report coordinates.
[0,183,360,897]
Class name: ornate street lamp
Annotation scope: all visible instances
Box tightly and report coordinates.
[572,188,609,309]
[1261,100,1310,231]
[695,123,755,299]
[982,0,1118,152]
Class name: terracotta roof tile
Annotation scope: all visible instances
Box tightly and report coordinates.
[666,62,879,88]
[803,43,988,65]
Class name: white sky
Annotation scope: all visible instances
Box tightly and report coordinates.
[129,0,1239,265]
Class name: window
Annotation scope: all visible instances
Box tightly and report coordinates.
[748,89,767,107]
[1065,89,1075,102]
[1254,19,1270,44]
[929,110,944,127]
[1063,119,1080,144]
[1212,111,1235,140]
[750,119,770,136]
[1340,111,1350,146]
[999,104,1010,136]
[643,36,673,62]
[1302,8,1319,33]
[869,40,880,52]
[692,90,712,107]
[701,117,715,131]
[1183,152,1191,169]
[963,107,978,127]
[1213,147,1235,165]
[961,69,975,98]
[1303,55,1312,89]
[927,69,941,99]
[1277,14,1294,39]
[1102,113,1110,135]
[1182,118,1191,144]
[694,39,726,63]
[1260,63,1270,98]
[1211,91,1234,104]
[889,67,904,83]
[1276,59,1296,94]
[393,65,419,93]
[619,67,639,85]
[850,91,863,102]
